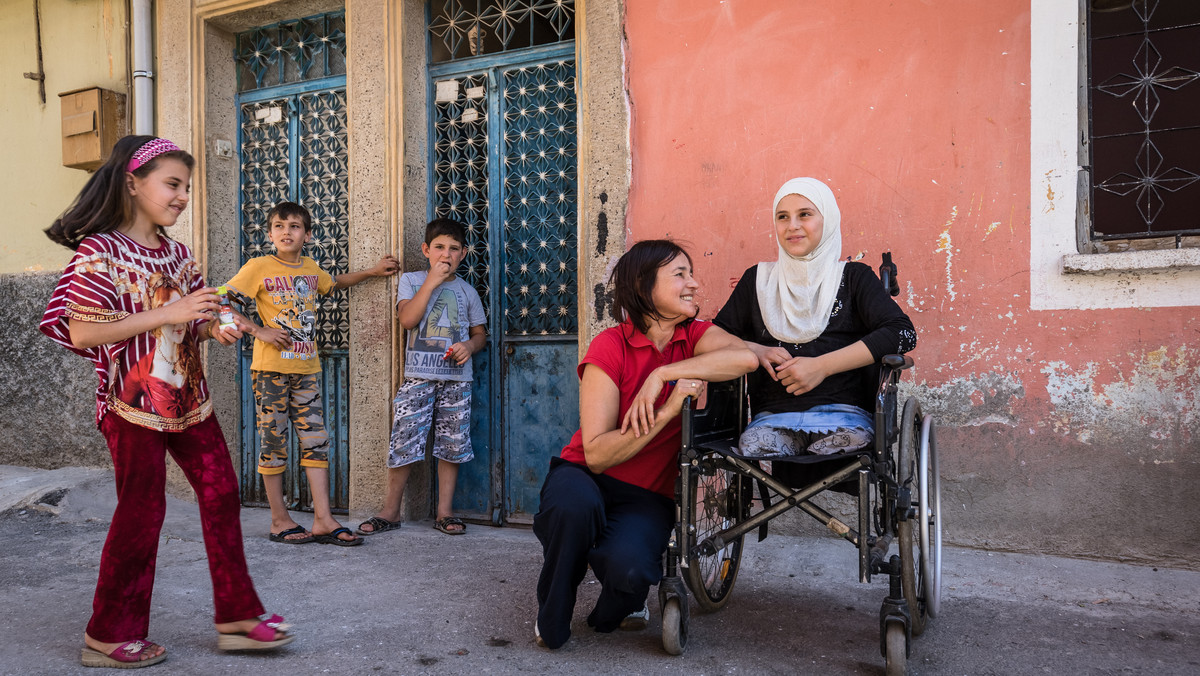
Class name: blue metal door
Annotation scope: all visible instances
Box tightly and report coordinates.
[233,12,350,511]
[428,3,578,524]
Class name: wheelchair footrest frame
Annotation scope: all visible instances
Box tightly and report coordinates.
[687,450,872,560]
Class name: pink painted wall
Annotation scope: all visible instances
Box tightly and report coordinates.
[624,1,1199,567]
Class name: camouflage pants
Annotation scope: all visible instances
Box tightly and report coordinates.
[387,378,473,468]
[252,370,330,474]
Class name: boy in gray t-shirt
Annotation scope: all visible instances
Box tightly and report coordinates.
[357,218,486,537]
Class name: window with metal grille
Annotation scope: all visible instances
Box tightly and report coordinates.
[234,11,347,93]
[1085,0,1200,250]
[428,0,574,63]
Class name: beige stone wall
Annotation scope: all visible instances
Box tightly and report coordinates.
[0,0,128,275]
[575,0,629,350]
[345,0,405,519]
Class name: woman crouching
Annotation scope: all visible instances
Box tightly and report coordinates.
[532,239,757,649]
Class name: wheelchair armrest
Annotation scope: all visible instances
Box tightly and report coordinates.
[882,354,914,371]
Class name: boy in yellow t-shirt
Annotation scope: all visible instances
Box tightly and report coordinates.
[227,201,397,546]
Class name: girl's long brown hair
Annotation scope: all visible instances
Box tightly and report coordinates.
[45,135,195,250]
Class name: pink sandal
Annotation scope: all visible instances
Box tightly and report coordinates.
[80,639,167,669]
[216,614,295,651]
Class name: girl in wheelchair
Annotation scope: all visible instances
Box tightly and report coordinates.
[713,177,916,475]
[531,240,756,650]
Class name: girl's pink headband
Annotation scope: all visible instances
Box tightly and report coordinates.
[127,138,181,172]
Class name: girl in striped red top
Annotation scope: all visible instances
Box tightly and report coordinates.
[42,135,293,669]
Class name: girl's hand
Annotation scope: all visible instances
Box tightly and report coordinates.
[162,287,221,326]
[255,326,293,351]
[775,356,828,395]
[748,343,792,381]
[373,255,400,277]
[444,341,471,366]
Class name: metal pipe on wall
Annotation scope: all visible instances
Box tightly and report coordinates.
[130,0,154,134]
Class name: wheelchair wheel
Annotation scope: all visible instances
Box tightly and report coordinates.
[661,596,687,655]
[683,456,745,612]
[897,398,929,636]
[918,413,943,618]
[884,621,907,676]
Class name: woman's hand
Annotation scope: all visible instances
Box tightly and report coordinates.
[775,356,828,395]
[620,369,665,437]
[747,342,792,380]
[621,375,705,438]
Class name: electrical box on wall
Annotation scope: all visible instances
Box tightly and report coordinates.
[59,87,126,171]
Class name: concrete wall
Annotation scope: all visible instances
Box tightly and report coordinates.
[622,0,1200,568]
[0,274,110,467]
[0,0,129,469]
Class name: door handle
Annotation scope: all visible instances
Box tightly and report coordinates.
[505,345,515,355]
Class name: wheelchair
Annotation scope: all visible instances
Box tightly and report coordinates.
[657,254,943,676]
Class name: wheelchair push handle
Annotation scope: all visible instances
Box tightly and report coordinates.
[879,252,900,298]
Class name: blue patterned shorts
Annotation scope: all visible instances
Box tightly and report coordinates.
[387,378,474,468]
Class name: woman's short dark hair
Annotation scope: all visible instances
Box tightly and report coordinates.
[610,239,694,334]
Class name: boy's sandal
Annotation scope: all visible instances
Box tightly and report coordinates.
[312,527,363,546]
[268,525,314,544]
[433,516,466,535]
[356,516,401,536]
[80,639,167,669]
[217,614,295,651]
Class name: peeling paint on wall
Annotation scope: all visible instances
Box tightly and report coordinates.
[596,191,609,256]
[906,371,1025,428]
[1040,348,1199,450]
[935,206,958,303]
[1042,169,1056,213]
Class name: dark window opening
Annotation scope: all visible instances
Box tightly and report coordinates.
[1087,0,1200,245]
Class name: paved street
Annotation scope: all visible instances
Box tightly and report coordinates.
[1,466,1197,675]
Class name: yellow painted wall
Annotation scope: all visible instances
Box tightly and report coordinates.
[0,0,127,274]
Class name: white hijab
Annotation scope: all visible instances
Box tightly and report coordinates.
[755,177,846,345]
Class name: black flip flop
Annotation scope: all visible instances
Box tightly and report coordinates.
[312,526,363,546]
[268,525,313,545]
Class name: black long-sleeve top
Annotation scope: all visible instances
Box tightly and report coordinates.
[713,262,917,416]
